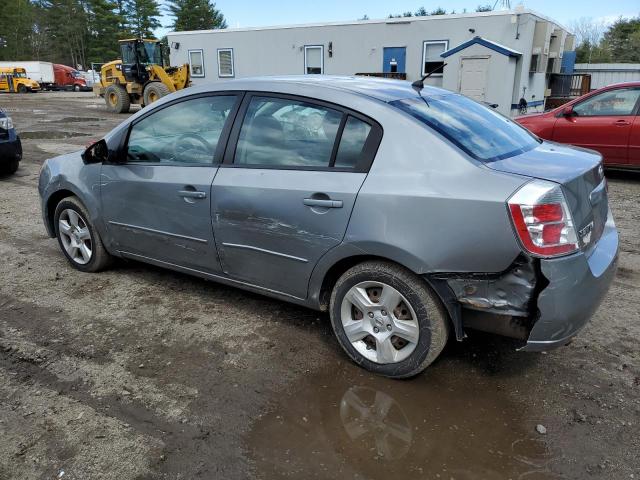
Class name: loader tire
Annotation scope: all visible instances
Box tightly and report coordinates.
[143,82,171,106]
[104,84,130,113]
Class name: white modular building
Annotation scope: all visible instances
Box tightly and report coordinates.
[168,8,574,116]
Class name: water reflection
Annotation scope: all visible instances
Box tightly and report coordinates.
[248,358,558,479]
[340,386,412,461]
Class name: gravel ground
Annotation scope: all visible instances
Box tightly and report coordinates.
[0,91,639,480]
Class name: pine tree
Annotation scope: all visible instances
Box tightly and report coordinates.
[0,0,36,60]
[126,0,161,38]
[167,0,227,31]
[86,0,123,63]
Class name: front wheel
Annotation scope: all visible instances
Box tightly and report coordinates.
[143,82,170,106]
[330,261,449,378]
[104,84,130,113]
[17,84,27,93]
[54,196,112,272]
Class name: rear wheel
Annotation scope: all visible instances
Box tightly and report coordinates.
[54,196,112,272]
[143,82,171,106]
[330,261,449,378]
[104,84,130,113]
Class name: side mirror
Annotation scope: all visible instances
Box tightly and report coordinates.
[81,139,109,164]
[562,105,574,117]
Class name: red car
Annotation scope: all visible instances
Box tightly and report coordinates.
[516,82,640,169]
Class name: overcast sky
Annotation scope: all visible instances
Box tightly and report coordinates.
[157,0,638,35]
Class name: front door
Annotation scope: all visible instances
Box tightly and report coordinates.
[212,94,379,299]
[552,87,640,166]
[459,56,489,102]
[383,47,406,74]
[101,93,240,273]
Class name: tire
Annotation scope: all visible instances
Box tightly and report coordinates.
[0,139,21,175]
[17,84,27,93]
[329,261,449,378]
[143,82,170,106]
[1,159,19,175]
[104,84,130,113]
[53,196,112,273]
[74,84,81,92]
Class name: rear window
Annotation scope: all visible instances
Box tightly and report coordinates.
[390,94,540,162]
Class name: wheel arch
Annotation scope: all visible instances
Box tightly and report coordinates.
[44,188,77,237]
[312,249,461,340]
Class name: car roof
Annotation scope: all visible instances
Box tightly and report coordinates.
[192,75,451,103]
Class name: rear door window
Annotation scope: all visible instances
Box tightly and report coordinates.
[230,95,382,171]
[234,96,342,168]
[334,116,372,168]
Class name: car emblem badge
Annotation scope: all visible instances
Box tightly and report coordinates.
[579,221,594,244]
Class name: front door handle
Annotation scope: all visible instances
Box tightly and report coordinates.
[303,198,343,208]
[178,190,207,199]
[614,119,631,126]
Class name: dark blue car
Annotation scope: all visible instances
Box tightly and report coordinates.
[0,109,22,175]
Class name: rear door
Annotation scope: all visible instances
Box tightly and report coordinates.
[101,93,241,274]
[211,93,382,299]
[552,87,640,166]
[629,113,640,167]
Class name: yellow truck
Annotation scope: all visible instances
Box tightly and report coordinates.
[0,67,40,93]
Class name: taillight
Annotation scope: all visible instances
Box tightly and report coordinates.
[508,180,578,258]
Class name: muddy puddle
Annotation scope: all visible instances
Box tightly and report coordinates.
[248,356,557,480]
[19,131,91,139]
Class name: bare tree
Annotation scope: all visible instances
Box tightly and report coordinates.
[570,17,606,47]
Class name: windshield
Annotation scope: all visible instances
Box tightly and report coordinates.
[71,70,81,78]
[390,94,540,162]
[15,71,27,78]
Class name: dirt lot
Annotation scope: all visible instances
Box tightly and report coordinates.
[0,91,638,480]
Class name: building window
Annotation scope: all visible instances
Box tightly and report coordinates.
[217,48,234,78]
[422,40,448,76]
[304,45,324,74]
[188,49,205,78]
[530,54,540,73]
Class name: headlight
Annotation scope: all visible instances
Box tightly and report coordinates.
[0,116,14,130]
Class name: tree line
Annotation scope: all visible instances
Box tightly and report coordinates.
[572,16,640,63]
[0,0,226,69]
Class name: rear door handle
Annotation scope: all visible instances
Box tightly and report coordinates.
[178,190,207,199]
[614,120,631,126]
[303,198,343,208]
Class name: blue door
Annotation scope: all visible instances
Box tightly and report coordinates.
[383,47,406,73]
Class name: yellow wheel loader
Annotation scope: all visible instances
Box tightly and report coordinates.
[94,38,190,113]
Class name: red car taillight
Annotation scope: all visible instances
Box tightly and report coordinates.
[508,180,579,258]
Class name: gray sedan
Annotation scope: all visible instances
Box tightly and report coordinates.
[38,76,618,378]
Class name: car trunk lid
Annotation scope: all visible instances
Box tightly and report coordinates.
[487,141,608,253]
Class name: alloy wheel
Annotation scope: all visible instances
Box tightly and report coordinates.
[58,209,93,265]
[340,281,420,364]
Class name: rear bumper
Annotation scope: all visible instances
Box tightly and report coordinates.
[520,209,618,351]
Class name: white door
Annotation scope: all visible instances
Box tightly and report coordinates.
[459,57,489,102]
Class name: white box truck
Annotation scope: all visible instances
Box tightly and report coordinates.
[0,61,55,89]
